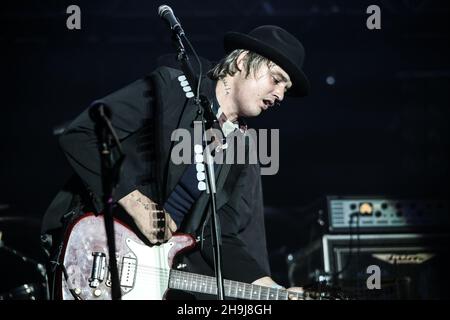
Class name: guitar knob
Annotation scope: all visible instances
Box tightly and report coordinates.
[93,289,102,297]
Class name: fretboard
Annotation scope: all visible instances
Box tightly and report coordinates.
[168,269,303,300]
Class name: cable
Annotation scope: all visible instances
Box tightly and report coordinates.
[181,34,203,103]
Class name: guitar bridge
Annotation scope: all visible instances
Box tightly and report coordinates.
[88,252,107,288]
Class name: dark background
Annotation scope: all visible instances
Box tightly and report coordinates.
[1,0,449,294]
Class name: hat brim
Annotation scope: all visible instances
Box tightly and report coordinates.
[224,32,310,97]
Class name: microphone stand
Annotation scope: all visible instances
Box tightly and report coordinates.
[170,32,226,300]
[92,104,125,300]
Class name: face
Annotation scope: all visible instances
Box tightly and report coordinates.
[232,59,292,117]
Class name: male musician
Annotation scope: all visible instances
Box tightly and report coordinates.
[41,25,310,299]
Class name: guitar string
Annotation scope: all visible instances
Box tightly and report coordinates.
[70,264,303,299]
[76,270,294,300]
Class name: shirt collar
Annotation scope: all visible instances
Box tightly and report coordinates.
[210,82,247,137]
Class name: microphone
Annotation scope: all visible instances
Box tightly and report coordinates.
[158,5,185,36]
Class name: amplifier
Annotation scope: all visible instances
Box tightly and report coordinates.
[324,196,450,233]
[287,233,450,299]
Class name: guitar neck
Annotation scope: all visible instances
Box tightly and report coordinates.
[168,269,303,300]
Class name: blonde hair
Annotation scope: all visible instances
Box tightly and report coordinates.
[208,49,273,80]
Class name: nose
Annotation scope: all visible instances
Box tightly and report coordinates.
[274,86,285,102]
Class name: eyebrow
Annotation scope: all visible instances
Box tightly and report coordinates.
[272,70,292,88]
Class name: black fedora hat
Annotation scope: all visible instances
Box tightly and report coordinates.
[224,25,310,97]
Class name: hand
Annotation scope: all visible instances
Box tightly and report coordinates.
[252,277,306,300]
[286,287,305,300]
[251,276,282,288]
[118,190,177,244]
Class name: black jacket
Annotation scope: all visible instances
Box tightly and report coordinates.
[42,66,270,287]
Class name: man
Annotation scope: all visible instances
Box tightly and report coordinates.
[41,25,310,299]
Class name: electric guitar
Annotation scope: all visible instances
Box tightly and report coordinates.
[59,213,342,300]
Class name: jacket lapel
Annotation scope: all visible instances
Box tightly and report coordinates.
[152,68,238,233]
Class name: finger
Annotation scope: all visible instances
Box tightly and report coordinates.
[165,230,173,241]
[168,218,177,233]
[164,212,177,231]
[150,229,163,244]
[163,225,172,241]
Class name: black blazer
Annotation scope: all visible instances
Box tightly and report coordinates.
[42,67,271,285]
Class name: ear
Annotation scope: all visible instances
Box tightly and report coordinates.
[236,50,249,72]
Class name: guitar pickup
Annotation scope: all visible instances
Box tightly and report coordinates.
[120,257,137,288]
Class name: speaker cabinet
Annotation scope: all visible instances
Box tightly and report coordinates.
[288,233,450,299]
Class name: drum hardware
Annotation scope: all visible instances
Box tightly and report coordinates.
[0,230,50,300]
[0,283,41,300]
